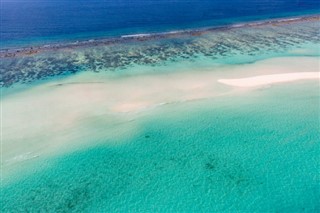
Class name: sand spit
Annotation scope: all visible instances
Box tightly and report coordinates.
[218,72,320,87]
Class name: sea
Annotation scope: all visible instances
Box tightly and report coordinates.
[1,0,320,212]
[1,0,319,48]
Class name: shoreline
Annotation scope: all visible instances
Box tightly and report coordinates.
[1,14,319,58]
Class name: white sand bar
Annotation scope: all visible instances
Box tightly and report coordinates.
[218,72,320,87]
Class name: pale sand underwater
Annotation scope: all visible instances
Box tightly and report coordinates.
[1,56,319,179]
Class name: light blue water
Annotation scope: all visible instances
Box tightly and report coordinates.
[1,80,319,212]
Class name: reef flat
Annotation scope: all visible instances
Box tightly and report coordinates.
[1,15,318,58]
[1,15,319,87]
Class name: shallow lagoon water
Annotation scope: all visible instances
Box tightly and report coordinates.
[1,80,319,212]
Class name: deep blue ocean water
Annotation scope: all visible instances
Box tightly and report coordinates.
[1,0,319,47]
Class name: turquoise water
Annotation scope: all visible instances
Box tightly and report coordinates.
[1,80,319,212]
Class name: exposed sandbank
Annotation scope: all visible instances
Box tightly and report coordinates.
[218,72,320,87]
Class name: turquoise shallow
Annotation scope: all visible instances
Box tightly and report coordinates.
[2,80,319,212]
